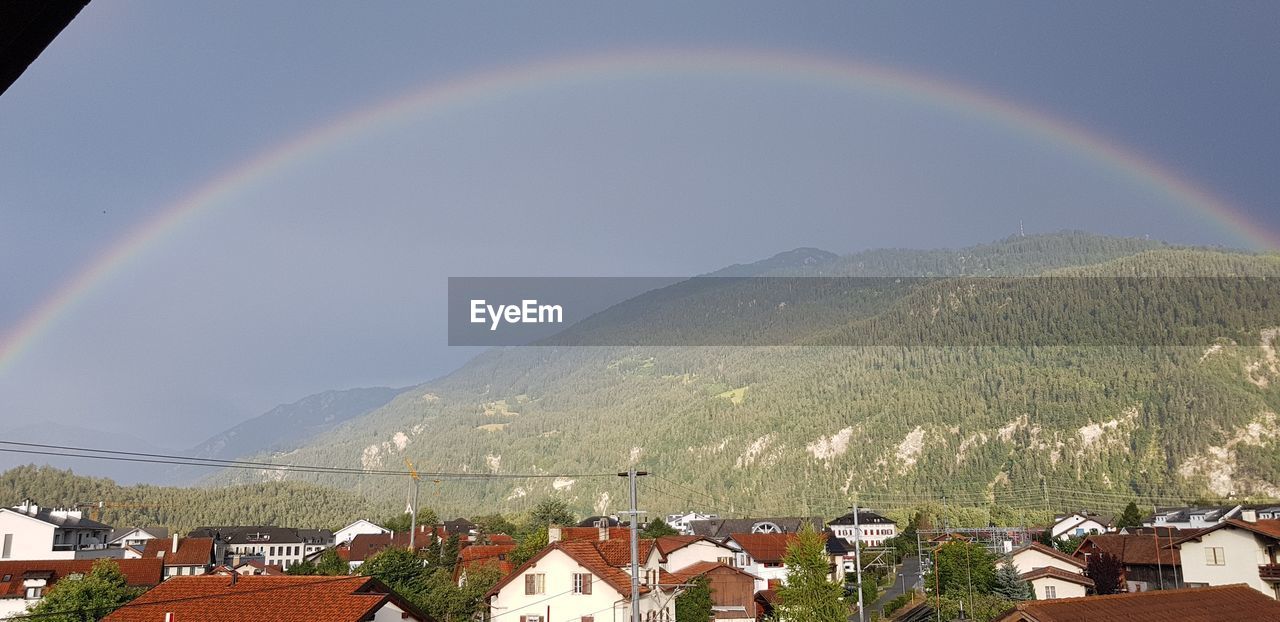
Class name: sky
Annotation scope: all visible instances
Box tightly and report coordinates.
[1,1,1278,451]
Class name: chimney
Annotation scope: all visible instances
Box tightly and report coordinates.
[599,525,609,541]
[172,534,180,553]
[547,526,561,543]
[164,613,174,622]
[1242,509,1258,523]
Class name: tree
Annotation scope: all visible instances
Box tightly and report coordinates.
[440,533,462,573]
[472,513,518,538]
[775,526,847,622]
[674,574,713,622]
[509,526,549,569]
[384,507,440,533]
[1085,551,1125,595]
[285,560,318,575]
[528,498,575,527]
[359,547,428,599]
[1115,502,1144,529]
[642,518,679,538]
[926,541,997,597]
[990,560,1032,600]
[315,547,350,575]
[26,559,144,621]
[1054,534,1086,555]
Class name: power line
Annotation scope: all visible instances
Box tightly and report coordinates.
[0,440,617,480]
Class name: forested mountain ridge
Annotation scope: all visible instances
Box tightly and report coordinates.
[211,233,1280,519]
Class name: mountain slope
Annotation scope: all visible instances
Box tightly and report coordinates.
[218,233,1280,518]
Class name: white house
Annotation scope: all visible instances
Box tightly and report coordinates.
[725,532,844,592]
[1172,514,1280,599]
[486,540,674,622]
[654,536,736,571]
[137,536,216,578]
[1050,511,1112,540]
[0,501,112,561]
[187,526,332,571]
[665,512,717,536]
[334,519,388,546]
[107,527,168,550]
[1007,542,1091,600]
[827,510,898,547]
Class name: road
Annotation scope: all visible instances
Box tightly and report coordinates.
[853,555,922,621]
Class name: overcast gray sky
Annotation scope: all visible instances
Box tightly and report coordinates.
[1,1,1278,448]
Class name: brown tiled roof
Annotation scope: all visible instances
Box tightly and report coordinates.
[1074,534,1179,567]
[0,559,162,598]
[594,537,656,566]
[655,535,730,558]
[345,527,470,562]
[103,575,431,622]
[483,540,650,600]
[662,561,758,586]
[1019,566,1094,587]
[993,584,1280,622]
[1010,542,1087,569]
[454,544,515,580]
[139,537,215,567]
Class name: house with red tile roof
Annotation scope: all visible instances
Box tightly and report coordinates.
[455,544,516,586]
[1007,542,1091,600]
[725,532,841,592]
[0,558,162,619]
[655,535,737,572]
[1170,517,1280,599]
[661,561,760,622]
[102,575,432,622]
[486,539,673,622]
[137,536,216,579]
[991,583,1280,621]
[1073,532,1184,592]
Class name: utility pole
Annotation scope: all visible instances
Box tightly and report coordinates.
[405,459,421,551]
[619,468,649,622]
[850,501,864,622]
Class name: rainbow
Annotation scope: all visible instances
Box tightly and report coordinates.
[2,48,1276,375]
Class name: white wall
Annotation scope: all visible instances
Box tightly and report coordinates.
[1030,576,1088,600]
[489,549,673,621]
[1009,548,1082,575]
[663,541,734,572]
[0,512,69,561]
[1052,516,1108,540]
[335,520,388,545]
[1179,528,1275,598]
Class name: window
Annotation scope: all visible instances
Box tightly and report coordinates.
[1044,585,1056,599]
[573,572,593,594]
[1,534,10,559]
[1205,547,1226,565]
[25,587,43,599]
[524,573,545,595]
[519,616,542,622]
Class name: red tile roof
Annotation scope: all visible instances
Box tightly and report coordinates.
[139,537,215,567]
[102,575,431,622]
[1011,542,1087,569]
[594,537,657,566]
[483,540,650,600]
[455,544,516,579]
[1073,534,1180,567]
[993,584,1280,622]
[655,535,728,558]
[0,559,162,598]
[1019,566,1094,588]
[729,533,821,565]
[662,561,758,586]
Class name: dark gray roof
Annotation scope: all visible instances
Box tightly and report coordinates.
[188,526,329,544]
[688,517,824,538]
[828,510,895,526]
[3,506,111,531]
[73,548,128,560]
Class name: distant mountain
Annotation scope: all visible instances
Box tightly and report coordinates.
[184,387,400,464]
[212,233,1280,520]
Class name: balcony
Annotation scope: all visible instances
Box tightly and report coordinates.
[1260,564,1280,582]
